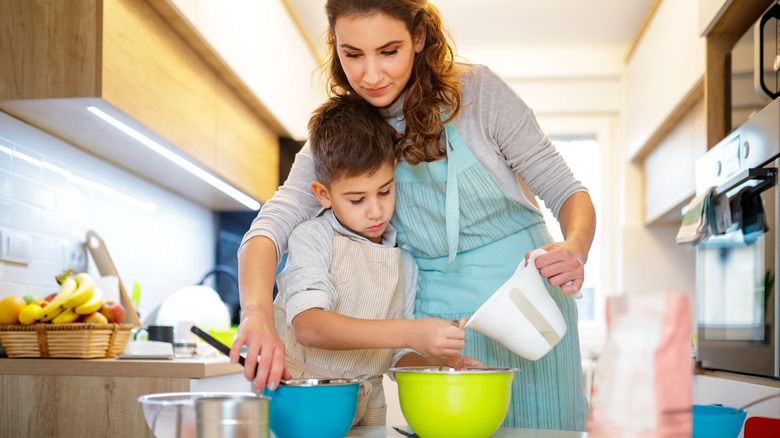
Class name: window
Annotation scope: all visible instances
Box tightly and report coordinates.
[533,133,610,358]
[536,138,602,322]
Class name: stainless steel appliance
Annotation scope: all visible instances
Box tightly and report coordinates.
[695,97,780,378]
[730,2,780,132]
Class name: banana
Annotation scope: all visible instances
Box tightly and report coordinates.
[52,307,80,324]
[61,272,95,309]
[37,277,78,322]
[75,286,103,315]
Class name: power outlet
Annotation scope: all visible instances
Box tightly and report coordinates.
[62,241,88,272]
[0,227,32,264]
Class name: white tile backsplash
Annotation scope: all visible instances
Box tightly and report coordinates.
[0,111,220,323]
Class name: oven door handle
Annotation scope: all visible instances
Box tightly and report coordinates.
[716,167,777,198]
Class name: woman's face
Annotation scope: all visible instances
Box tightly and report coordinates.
[333,12,425,108]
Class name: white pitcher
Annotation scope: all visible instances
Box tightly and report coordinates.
[465,249,567,361]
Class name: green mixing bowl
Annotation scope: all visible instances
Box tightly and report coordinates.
[390,366,518,438]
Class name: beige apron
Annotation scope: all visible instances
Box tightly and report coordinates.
[276,234,406,426]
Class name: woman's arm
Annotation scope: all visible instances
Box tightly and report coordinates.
[469,67,596,294]
[231,236,289,392]
[230,143,322,392]
[532,191,596,295]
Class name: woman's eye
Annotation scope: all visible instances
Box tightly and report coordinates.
[344,52,361,59]
[381,49,398,56]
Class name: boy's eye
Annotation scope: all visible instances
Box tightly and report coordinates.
[350,198,364,205]
[379,190,391,197]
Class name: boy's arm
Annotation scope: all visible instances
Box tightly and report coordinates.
[291,309,465,359]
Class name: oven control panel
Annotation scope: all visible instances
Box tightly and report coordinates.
[696,97,780,194]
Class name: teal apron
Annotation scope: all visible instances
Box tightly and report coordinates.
[392,122,588,431]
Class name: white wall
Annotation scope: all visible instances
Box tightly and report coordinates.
[0,111,216,322]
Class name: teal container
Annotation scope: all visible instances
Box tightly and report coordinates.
[262,378,361,438]
[692,405,747,438]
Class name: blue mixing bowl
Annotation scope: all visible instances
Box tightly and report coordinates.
[262,378,361,438]
[693,404,747,438]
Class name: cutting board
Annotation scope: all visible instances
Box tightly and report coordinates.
[85,230,142,327]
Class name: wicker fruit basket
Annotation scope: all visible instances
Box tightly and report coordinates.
[0,323,132,358]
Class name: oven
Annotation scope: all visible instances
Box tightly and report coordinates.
[695,97,780,379]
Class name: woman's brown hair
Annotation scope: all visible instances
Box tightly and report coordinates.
[323,0,465,164]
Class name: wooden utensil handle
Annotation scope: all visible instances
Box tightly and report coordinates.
[85,230,142,327]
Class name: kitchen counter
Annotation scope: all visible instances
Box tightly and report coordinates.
[0,356,249,438]
[347,426,586,437]
[0,355,242,378]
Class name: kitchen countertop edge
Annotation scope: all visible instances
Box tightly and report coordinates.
[0,356,243,378]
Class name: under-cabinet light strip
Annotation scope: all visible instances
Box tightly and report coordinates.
[86,106,261,211]
[0,143,157,212]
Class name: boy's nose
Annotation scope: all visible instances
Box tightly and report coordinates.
[367,199,383,219]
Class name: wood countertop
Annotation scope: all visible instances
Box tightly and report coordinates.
[0,355,244,378]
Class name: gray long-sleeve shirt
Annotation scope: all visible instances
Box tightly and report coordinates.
[241,64,586,262]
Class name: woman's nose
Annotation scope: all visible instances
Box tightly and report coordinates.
[363,57,382,85]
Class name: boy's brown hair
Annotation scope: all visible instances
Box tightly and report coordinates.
[308,95,399,185]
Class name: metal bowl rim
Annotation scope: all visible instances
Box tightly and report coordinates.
[278,378,363,387]
[137,391,260,406]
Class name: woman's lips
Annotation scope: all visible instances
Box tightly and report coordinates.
[364,85,389,96]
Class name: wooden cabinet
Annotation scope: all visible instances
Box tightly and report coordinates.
[702,0,774,147]
[0,0,280,210]
[0,357,248,438]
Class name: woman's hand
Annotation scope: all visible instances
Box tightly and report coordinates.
[407,317,467,358]
[528,191,595,296]
[527,242,585,295]
[230,307,291,392]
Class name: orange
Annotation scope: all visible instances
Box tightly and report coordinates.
[0,295,27,324]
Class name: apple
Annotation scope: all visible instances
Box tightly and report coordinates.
[80,311,109,324]
[44,293,57,303]
[31,299,49,308]
[99,301,126,324]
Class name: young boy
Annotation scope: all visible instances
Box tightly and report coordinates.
[273,95,472,426]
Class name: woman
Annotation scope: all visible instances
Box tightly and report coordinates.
[231,0,595,431]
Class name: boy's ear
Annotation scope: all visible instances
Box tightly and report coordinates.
[311,181,332,208]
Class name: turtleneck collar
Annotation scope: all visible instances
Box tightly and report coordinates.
[379,89,406,131]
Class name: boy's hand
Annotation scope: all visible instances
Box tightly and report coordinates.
[408,317,467,358]
[439,354,485,370]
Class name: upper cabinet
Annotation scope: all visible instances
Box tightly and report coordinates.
[0,0,316,210]
[625,0,705,161]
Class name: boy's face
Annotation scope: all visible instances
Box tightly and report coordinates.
[311,160,397,244]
